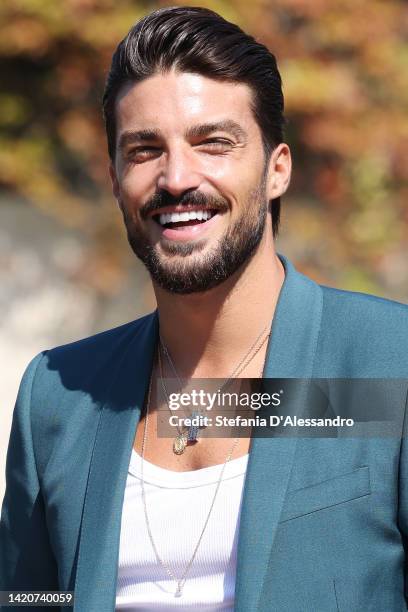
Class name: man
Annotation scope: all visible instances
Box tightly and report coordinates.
[1,6,408,612]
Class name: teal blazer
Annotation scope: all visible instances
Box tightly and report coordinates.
[1,255,408,611]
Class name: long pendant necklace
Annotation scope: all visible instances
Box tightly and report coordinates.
[141,362,240,598]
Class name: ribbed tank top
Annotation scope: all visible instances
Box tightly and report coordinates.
[115,449,249,611]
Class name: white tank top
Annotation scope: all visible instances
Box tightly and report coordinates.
[115,449,249,611]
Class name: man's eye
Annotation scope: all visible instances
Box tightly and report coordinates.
[127,147,161,162]
[198,139,234,150]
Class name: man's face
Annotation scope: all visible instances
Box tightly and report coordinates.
[110,69,274,294]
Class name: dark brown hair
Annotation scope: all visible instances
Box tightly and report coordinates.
[103,6,286,235]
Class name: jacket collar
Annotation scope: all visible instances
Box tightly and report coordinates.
[73,254,323,612]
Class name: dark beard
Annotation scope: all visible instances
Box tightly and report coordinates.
[122,182,268,295]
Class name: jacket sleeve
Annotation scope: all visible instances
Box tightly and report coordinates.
[398,385,408,608]
[0,352,59,599]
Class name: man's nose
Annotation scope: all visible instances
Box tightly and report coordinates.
[156,147,202,197]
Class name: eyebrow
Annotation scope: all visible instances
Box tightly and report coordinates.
[117,120,248,152]
[117,129,160,151]
[186,120,248,141]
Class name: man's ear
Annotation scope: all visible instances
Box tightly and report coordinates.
[266,143,292,201]
[109,162,122,210]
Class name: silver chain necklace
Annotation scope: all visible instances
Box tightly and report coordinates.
[140,322,272,596]
[141,363,240,598]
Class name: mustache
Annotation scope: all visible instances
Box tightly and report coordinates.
[140,190,229,219]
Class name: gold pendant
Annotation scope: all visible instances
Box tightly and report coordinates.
[173,433,187,455]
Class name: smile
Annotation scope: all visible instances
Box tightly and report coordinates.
[152,208,218,229]
[150,207,223,242]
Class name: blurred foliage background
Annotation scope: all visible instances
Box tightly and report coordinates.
[1,0,407,302]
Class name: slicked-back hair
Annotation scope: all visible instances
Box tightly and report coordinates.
[103,6,286,236]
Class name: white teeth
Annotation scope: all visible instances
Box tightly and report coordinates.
[157,209,214,226]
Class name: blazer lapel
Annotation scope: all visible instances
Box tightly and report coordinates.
[73,310,159,612]
[234,254,323,612]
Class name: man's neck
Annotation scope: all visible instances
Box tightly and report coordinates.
[153,234,285,379]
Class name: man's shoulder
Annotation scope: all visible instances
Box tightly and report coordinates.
[316,284,408,375]
[31,310,156,390]
[320,283,408,324]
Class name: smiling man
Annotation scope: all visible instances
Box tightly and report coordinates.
[2,6,408,612]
